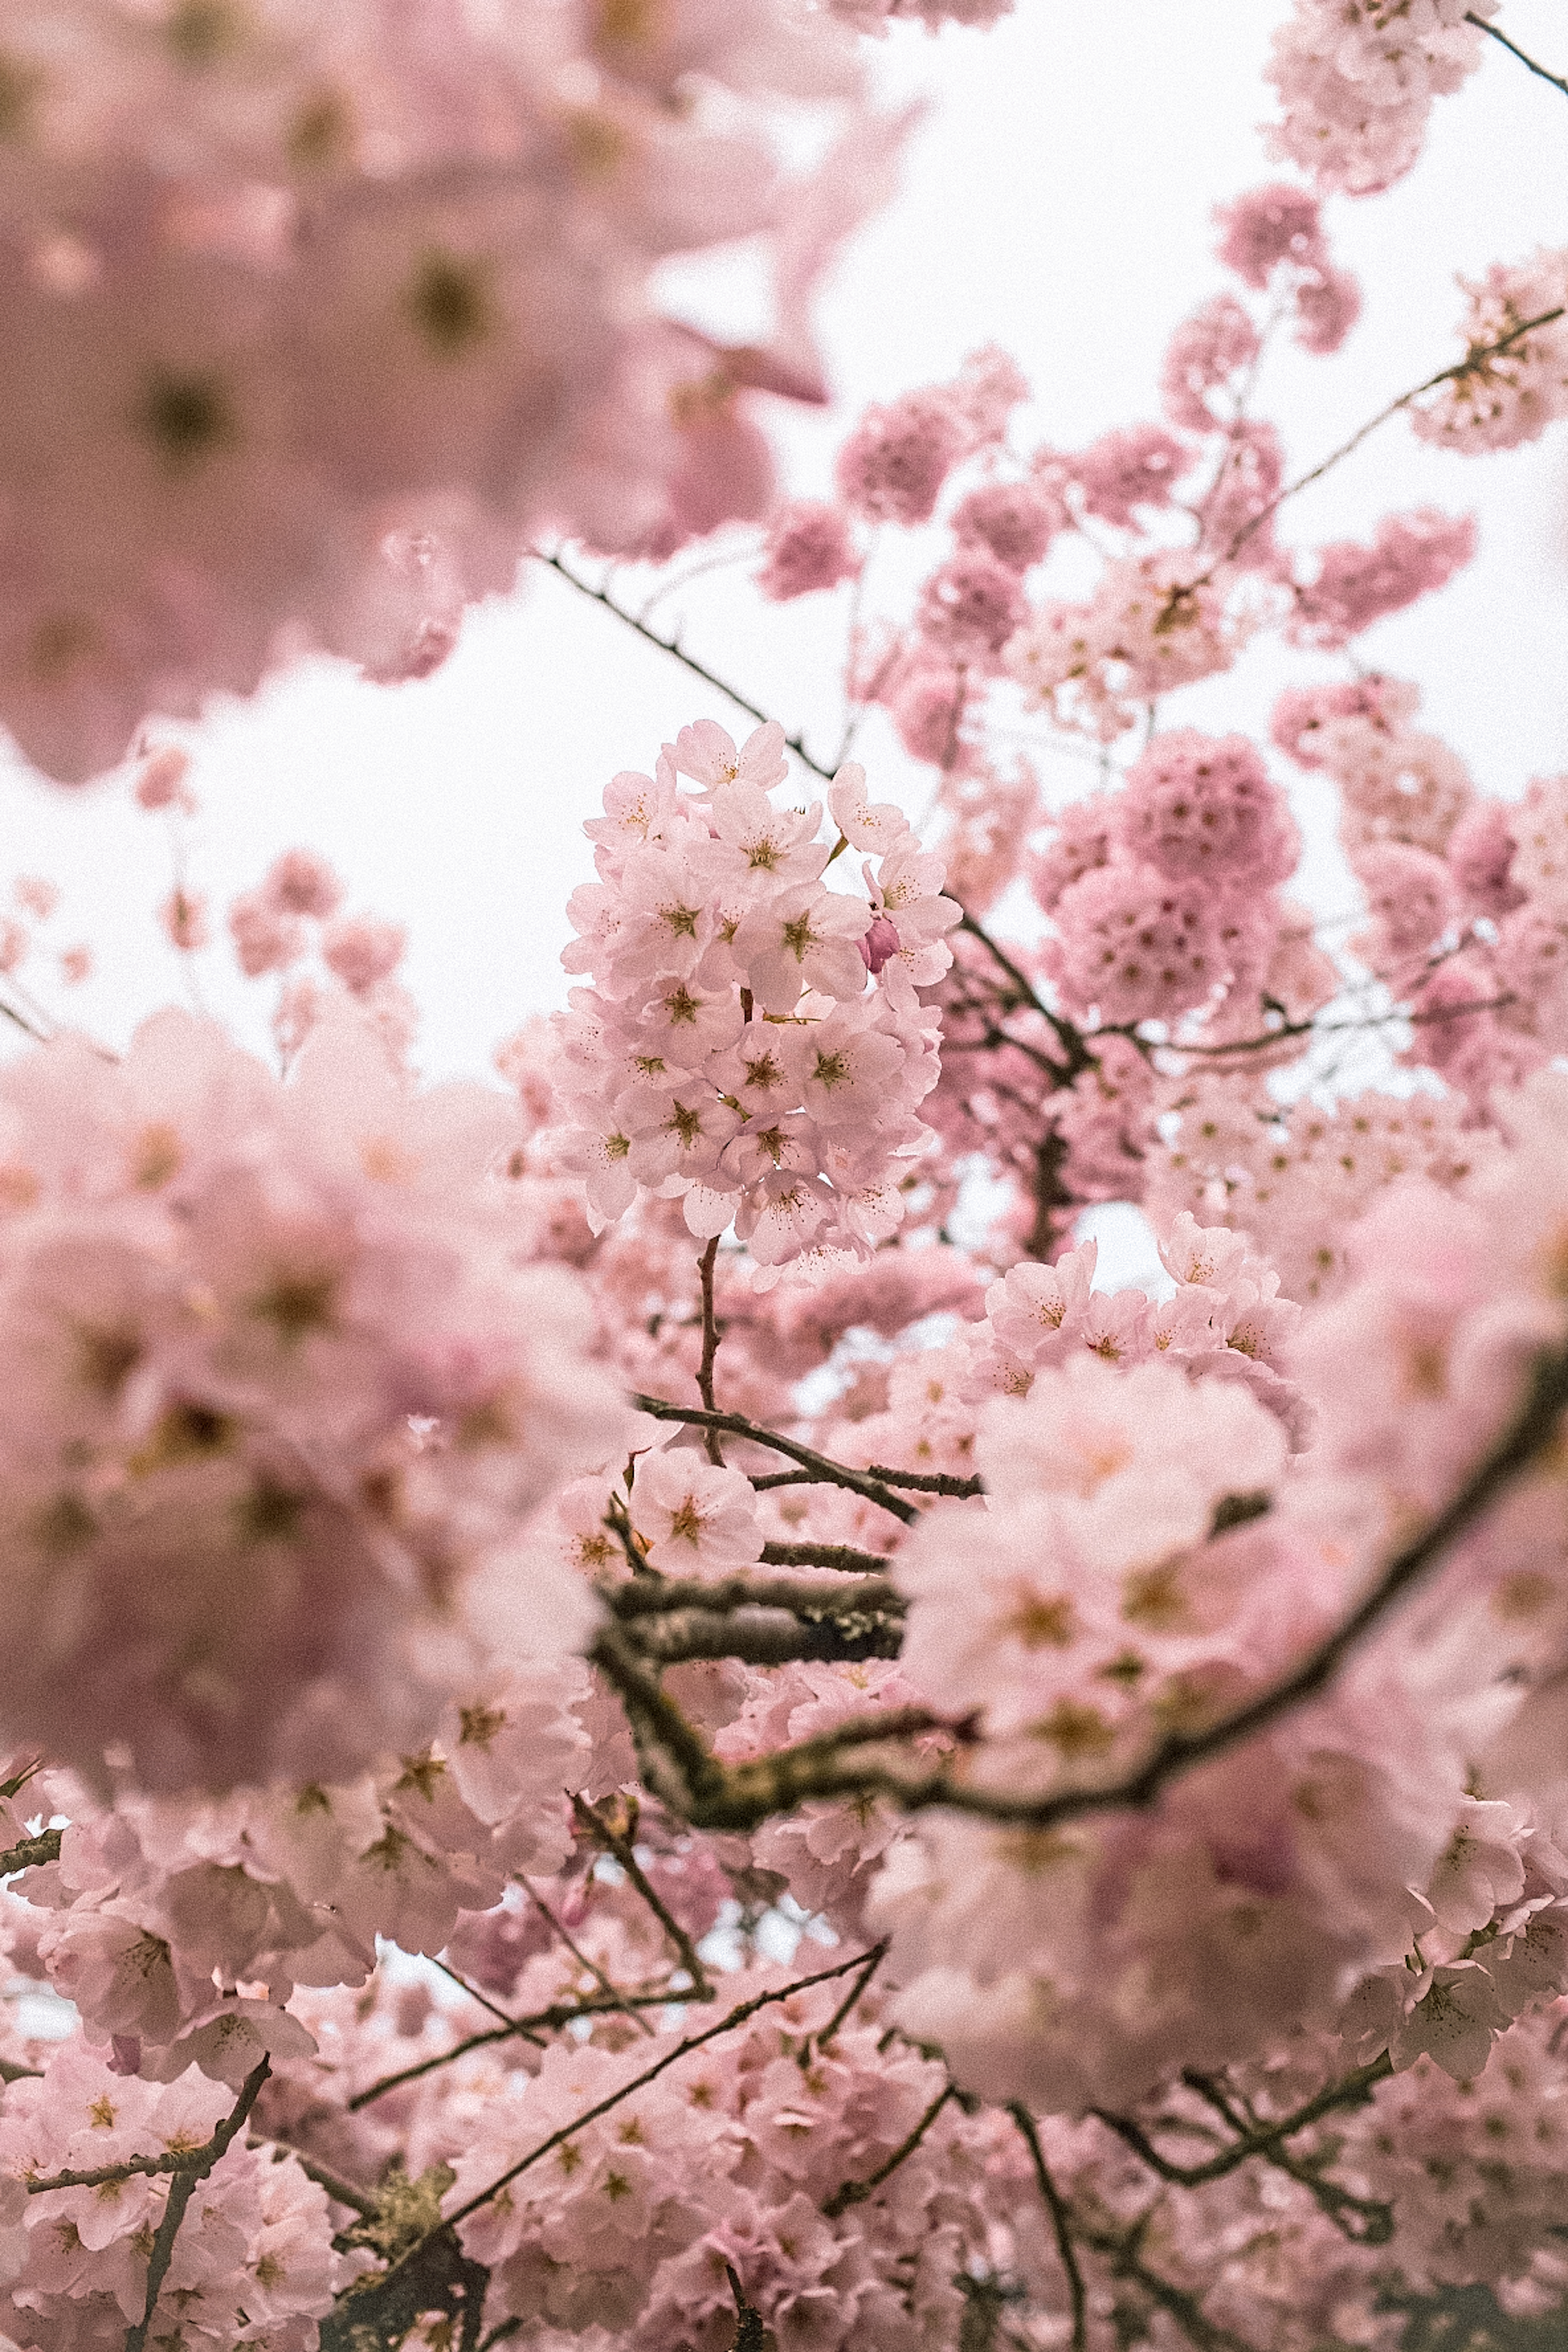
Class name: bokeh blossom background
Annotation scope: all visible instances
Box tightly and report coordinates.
[2,0,1564,1081]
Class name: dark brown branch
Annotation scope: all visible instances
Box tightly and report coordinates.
[864,1465,984,1498]
[0,1828,62,1876]
[1009,2105,1088,2352]
[758,1539,902,1573]
[631,1394,920,1525]
[958,912,1088,1071]
[124,2058,270,2352]
[611,1343,1568,1835]
[621,1605,904,1666]
[609,1569,903,1619]
[1089,2051,1395,2189]
[34,2060,271,2196]
[1178,2069,1392,2244]
[254,2141,379,2217]
[1467,10,1568,98]
[824,2083,958,2216]
[726,2263,768,2352]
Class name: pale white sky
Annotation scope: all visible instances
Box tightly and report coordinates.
[2,0,1565,1080]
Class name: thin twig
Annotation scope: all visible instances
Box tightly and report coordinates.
[123,2058,270,2352]
[520,1879,656,2038]
[355,1949,883,2307]
[632,1395,920,1526]
[347,1989,691,2111]
[1467,9,1568,98]
[430,1956,546,2046]
[252,2141,379,2217]
[533,547,834,781]
[570,1793,714,1997]
[824,2083,958,2216]
[697,1237,725,1466]
[812,1940,889,2052]
[1089,2053,1394,2190]
[1215,305,1567,572]
[1009,2104,1088,2352]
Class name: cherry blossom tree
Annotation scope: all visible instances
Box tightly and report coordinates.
[0,4,1567,2352]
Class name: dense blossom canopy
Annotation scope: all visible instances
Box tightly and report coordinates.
[0,5,1564,2352]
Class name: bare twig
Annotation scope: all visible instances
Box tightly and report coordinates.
[1215,305,1567,571]
[1467,9,1568,98]
[430,1957,546,2047]
[570,1793,714,1997]
[1009,2104,1088,2352]
[347,1989,693,2111]
[532,547,834,781]
[1088,2053,1394,2191]
[355,1948,884,2307]
[824,2083,959,2216]
[520,1878,656,2037]
[813,1940,889,2052]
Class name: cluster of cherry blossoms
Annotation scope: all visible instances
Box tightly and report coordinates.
[553,719,958,1274]
[1265,0,1500,196]
[0,1003,628,1792]
[0,0,889,787]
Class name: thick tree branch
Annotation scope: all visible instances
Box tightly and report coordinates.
[1089,2050,1395,2190]
[604,1344,1568,1835]
[0,1828,62,1876]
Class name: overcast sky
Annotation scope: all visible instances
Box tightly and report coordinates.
[3,0,1566,1081]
